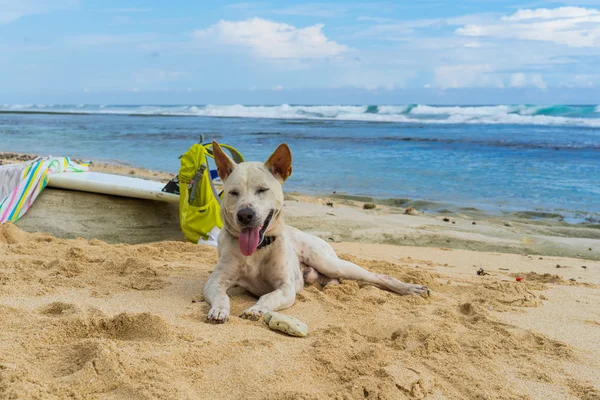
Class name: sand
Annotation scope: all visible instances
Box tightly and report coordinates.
[1,154,600,399]
[1,223,600,399]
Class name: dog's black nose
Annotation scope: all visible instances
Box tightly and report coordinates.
[237,208,256,225]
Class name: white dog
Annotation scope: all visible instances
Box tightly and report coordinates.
[204,141,429,323]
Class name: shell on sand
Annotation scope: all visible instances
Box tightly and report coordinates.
[264,312,309,337]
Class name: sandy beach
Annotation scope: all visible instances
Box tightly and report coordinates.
[1,155,600,399]
[4,1,600,398]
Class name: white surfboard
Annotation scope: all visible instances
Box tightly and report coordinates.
[48,171,179,203]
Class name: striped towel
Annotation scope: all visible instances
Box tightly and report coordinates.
[0,157,89,223]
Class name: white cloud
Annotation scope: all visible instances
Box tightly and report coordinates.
[83,87,90,93]
[354,13,498,40]
[530,75,547,89]
[128,88,141,93]
[509,73,547,89]
[433,66,548,90]
[357,83,395,91]
[510,72,527,87]
[272,84,284,90]
[192,18,348,60]
[333,68,411,91]
[0,0,77,24]
[424,83,431,88]
[566,74,600,87]
[456,7,600,47]
[502,7,599,21]
[434,64,504,89]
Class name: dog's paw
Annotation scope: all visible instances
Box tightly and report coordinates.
[406,284,430,297]
[207,307,229,324]
[240,307,264,321]
[381,275,431,297]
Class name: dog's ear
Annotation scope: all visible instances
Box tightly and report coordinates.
[265,143,292,183]
[212,141,236,182]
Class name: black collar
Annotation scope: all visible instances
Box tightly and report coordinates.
[257,236,277,250]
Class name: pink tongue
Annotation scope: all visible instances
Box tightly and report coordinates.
[239,227,261,256]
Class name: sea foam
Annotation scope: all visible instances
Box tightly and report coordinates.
[1,104,600,127]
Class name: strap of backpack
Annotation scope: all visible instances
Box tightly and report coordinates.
[203,143,245,164]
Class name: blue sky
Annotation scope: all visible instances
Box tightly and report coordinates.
[2,0,600,104]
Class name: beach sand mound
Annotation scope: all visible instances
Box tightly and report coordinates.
[0,223,598,399]
[0,222,30,244]
[512,271,599,289]
[514,272,566,284]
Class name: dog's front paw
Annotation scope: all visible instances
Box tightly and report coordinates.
[207,307,230,323]
[240,307,264,321]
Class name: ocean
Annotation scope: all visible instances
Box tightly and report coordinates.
[1,104,599,221]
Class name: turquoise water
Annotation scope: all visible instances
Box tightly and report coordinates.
[1,104,599,220]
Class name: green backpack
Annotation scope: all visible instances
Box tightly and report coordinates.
[176,140,244,243]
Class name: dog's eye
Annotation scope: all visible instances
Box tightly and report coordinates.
[229,190,239,196]
[256,187,269,195]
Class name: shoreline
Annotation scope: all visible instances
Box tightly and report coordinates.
[313,191,600,225]
[3,152,599,261]
[2,152,599,228]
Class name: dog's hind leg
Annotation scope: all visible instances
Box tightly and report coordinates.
[310,256,429,296]
[289,226,428,295]
[302,265,340,287]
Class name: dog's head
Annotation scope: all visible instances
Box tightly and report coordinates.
[212,141,292,256]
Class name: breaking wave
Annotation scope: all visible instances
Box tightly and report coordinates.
[1,103,600,127]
